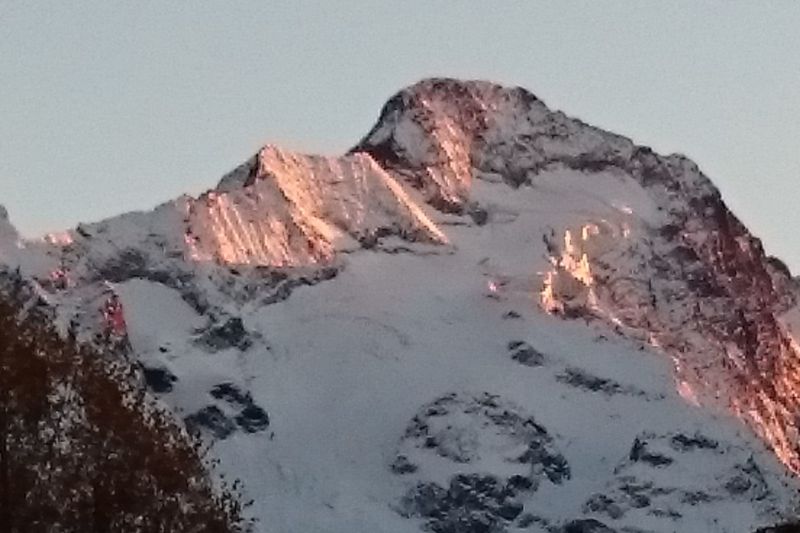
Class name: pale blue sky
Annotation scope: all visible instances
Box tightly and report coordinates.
[1,2,799,268]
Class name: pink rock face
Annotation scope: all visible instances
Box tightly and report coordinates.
[3,78,800,531]
[7,79,800,477]
[357,78,800,473]
[11,78,800,476]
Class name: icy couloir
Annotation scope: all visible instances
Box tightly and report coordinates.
[2,78,800,532]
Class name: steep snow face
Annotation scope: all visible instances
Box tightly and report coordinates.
[188,145,446,266]
[44,146,444,275]
[113,192,797,532]
[120,174,799,532]
[6,143,448,285]
[357,78,800,476]
[3,77,800,532]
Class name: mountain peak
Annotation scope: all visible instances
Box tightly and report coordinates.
[4,78,800,532]
[352,78,549,211]
[377,77,543,123]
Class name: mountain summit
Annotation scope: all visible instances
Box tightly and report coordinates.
[2,78,799,532]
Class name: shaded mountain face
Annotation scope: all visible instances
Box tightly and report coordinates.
[1,78,799,532]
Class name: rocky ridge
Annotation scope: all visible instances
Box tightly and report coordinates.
[1,78,799,532]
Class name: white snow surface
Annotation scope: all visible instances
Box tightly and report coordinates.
[2,78,798,532]
[113,174,795,532]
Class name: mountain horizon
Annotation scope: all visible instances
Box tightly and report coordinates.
[2,77,799,533]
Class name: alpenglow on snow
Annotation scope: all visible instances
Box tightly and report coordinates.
[1,78,799,533]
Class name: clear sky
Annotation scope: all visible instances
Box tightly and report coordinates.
[1,3,798,268]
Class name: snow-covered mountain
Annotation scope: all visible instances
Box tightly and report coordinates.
[2,78,799,532]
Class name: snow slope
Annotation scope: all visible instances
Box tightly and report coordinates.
[2,78,799,532]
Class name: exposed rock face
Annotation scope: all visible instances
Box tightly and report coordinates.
[185,382,269,439]
[4,78,800,532]
[528,126,800,474]
[196,317,254,351]
[507,340,546,367]
[400,474,526,533]
[185,405,237,439]
[394,392,569,533]
[189,145,448,266]
[556,367,652,398]
[0,140,452,341]
[0,205,19,255]
[582,431,779,525]
[141,365,178,393]
[355,78,800,474]
[394,392,570,483]
[210,382,270,433]
[533,148,800,472]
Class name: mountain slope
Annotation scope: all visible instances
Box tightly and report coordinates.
[1,78,798,532]
[355,78,800,474]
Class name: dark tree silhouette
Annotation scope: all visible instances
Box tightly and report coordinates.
[0,271,247,532]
